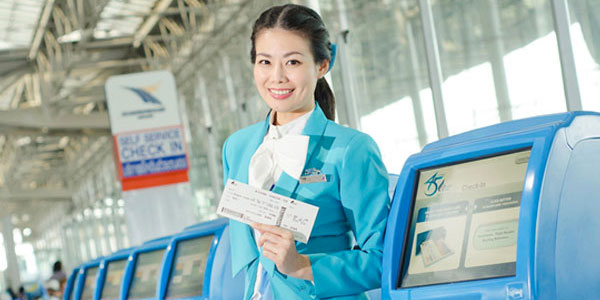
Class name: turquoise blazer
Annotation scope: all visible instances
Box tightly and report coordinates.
[222,104,390,299]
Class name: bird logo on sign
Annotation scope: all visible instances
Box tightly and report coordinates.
[124,83,163,106]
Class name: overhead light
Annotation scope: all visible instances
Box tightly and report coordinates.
[57,30,82,43]
[15,137,31,147]
[59,136,69,148]
[12,228,22,244]
[23,228,32,237]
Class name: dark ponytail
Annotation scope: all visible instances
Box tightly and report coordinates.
[315,78,335,120]
[250,4,336,121]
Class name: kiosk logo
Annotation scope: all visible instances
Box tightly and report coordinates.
[424,171,445,196]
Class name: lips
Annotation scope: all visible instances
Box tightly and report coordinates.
[268,88,294,100]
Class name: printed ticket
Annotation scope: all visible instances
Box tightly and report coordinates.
[217,179,319,243]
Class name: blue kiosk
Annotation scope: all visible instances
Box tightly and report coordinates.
[120,236,172,300]
[64,266,81,300]
[382,112,600,300]
[73,257,104,300]
[94,247,135,300]
[157,218,244,300]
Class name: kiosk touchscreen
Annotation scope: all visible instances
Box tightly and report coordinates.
[73,258,103,300]
[382,112,600,300]
[121,236,172,300]
[158,218,244,300]
[64,266,81,300]
[95,248,135,300]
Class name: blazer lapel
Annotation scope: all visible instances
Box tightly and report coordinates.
[302,103,329,168]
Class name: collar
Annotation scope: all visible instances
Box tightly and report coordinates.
[267,109,313,139]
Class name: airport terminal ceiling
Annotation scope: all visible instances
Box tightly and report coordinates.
[0,0,597,260]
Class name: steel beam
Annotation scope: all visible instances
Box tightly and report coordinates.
[0,188,72,201]
[133,0,175,48]
[0,108,109,130]
[29,0,57,60]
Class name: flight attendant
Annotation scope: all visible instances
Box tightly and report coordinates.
[221,4,390,299]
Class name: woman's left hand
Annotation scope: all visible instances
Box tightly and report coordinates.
[252,223,314,281]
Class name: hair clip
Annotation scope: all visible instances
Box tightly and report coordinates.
[328,43,337,72]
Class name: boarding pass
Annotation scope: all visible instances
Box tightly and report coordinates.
[217,179,319,243]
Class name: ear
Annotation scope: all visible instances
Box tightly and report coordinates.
[317,59,330,79]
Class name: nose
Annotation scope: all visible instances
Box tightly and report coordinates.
[270,62,287,83]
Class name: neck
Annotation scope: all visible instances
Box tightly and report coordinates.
[272,104,315,126]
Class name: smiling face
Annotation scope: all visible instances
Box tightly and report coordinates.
[253,28,329,125]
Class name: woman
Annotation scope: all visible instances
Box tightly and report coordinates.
[221,4,390,299]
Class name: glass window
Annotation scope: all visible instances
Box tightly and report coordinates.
[320,0,436,174]
[568,0,600,111]
[432,0,567,134]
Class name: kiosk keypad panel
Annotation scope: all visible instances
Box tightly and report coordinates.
[165,235,214,299]
[400,149,530,288]
[81,267,99,300]
[128,249,165,299]
[100,259,128,300]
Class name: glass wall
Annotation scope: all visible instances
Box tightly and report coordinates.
[175,0,598,181]
[320,0,436,174]
[432,0,568,134]
[568,0,600,111]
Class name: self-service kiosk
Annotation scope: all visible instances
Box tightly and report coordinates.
[121,236,172,300]
[64,266,81,300]
[73,258,104,300]
[157,218,244,300]
[383,112,600,300]
[94,247,135,300]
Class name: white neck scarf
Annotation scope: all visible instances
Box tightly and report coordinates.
[248,111,311,190]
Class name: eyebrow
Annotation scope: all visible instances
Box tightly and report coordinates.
[256,51,305,58]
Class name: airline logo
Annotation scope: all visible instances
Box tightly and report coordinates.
[124,83,163,106]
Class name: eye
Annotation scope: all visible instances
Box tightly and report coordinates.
[257,59,270,65]
[287,59,301,66]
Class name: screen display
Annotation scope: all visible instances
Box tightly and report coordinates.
[127,249,165,300]
[399,149,531,288]
[165,235,214,299]
[80,267,99,300]
[100,259,128,300]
